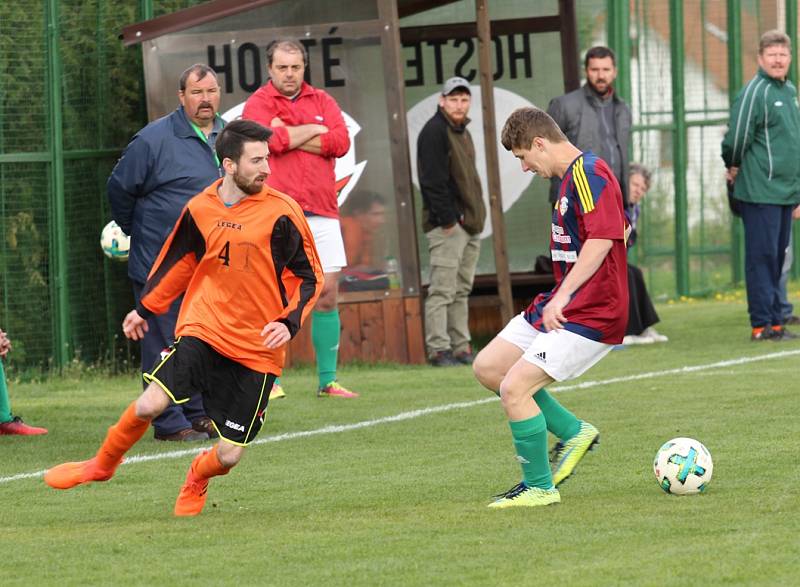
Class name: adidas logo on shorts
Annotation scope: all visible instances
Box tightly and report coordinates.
[533,351,547,363]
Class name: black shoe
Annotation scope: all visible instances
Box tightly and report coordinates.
[154,428,209,442]
[453,350,475,365]
[771,326,798,341]
[429,350,459,367]
[192,417,219,438]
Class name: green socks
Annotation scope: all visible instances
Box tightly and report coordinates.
[534,388,581,441]
[312,309,340,388]
[0,361,13,423]
[509,414,552,489]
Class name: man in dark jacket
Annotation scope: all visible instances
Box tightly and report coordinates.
[417,77,486,367]
[546,46,632,207]
[107,64,224,441]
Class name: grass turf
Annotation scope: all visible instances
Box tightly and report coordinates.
[1,297,799,586]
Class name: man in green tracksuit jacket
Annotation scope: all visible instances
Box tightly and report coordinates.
[721,29,800,341]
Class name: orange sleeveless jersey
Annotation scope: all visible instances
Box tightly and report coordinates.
[136,178,323,374]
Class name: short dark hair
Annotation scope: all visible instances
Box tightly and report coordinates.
[629,162,652,190]
[266,38,308,68]
[584,46,616,68]
[178,64,218,91]
[500,107,567,151]
[215,120,273,163]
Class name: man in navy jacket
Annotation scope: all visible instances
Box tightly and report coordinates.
[107,64,224,441]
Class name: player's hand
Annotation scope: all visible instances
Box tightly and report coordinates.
[0,329,11,357]
[793,204,800,220]
[270,117,285,127]
[315,124,329,134]
[261,321,290,349]
[122,310,149,341]
[542,291,570,331]
[726,167,738,183]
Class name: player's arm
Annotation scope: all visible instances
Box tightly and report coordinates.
[542,238,613,331]
[124,207,204,340]
[107,136,153,234]
[264,214,324,345]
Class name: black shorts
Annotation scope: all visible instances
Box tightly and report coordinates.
[144,336,275,446]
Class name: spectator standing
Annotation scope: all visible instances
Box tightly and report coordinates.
[243,39,358,398]
[721,30,800,341]
[417,77,486,367]
[107,64,223,440]
[0,327,47,436]
[622,163,668,345]
[546,46,632,207]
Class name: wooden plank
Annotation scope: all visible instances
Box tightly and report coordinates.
[338,303,362,363]
[398,0,461,19]
[382,297,408,363]
[559,0,580,92]
[359,301,385,362]
[286,319,315,367]
[475,0,513,325]
[404,296,426,364]
[378,0,423,299]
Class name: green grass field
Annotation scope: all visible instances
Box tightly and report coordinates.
[2,298,799,586]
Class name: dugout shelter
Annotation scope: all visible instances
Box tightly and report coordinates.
[121,0,581,365]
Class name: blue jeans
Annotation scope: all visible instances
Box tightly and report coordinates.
[739,202,793,328]
[132,282,207,435]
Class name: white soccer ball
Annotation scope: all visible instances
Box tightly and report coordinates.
[100,220,130,261]
[653,437,713,495]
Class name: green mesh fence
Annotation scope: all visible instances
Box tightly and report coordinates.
[0,0,220,374]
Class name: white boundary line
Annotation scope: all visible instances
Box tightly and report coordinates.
[3,349,799,485]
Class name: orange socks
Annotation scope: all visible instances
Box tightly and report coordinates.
[95,401,151,472]
[192,445,231,480]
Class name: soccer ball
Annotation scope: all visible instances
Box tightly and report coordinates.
[653,437,713,495]
[100,220,130,261]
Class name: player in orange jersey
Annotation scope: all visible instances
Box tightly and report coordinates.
[44,120,323,516]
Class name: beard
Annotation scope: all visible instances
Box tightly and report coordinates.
[233,171,265,195]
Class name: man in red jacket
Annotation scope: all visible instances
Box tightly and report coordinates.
[243,38,358,399]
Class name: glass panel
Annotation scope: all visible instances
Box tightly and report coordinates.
[404,29,564,280]
[142,16,405,295]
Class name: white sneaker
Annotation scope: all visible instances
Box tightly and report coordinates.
[643,327,668,343]
[622,334,655,345]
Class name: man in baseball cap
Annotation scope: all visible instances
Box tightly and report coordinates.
[442,76,471,96]
[417,75,486,367]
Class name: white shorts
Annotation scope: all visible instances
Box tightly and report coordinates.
[498,313,613,382]
[306,215,347,273]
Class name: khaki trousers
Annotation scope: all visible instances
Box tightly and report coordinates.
[424,225,481,356]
